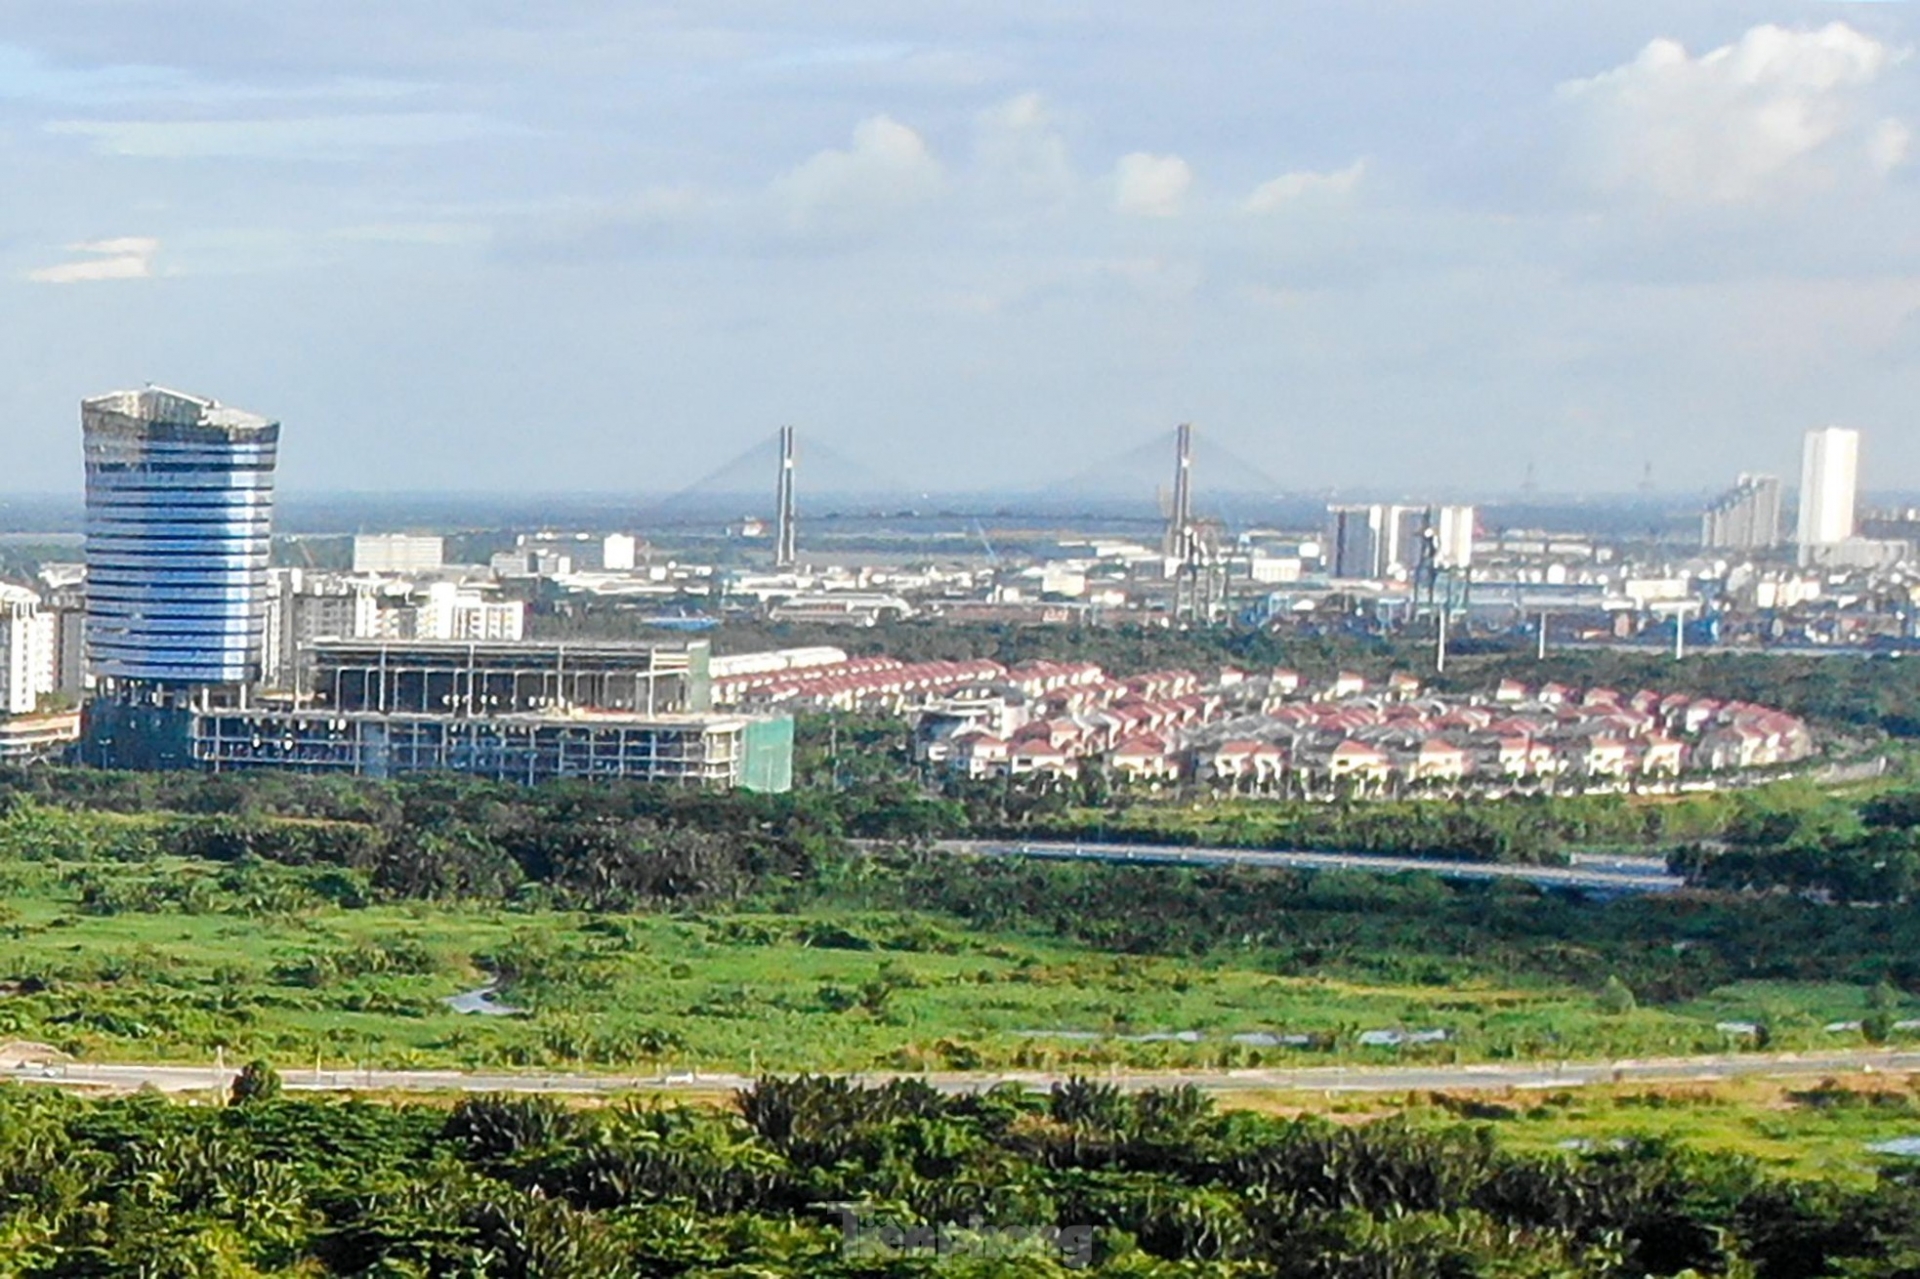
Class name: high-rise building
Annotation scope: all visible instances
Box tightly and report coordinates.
[602,533,638,572]
[81,387,280,686]
[1385,506,1428,577]
[1702,474,1783,551]
[351,533,444,574]
[1327,503,1470,578]
[0,585,56,716]
[1431,505,1476,570]
[1797,427,1859,548]
[1328,505,1388,578]
[262,569,386,692]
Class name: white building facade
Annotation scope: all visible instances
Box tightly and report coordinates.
[351,534,445,574]
[1797,427,1860,549]
[0,586,57,716]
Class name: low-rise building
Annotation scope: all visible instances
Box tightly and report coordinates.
[1325,739,1392,787]
[1111,734,1177,783]
[1409,738,1469,782]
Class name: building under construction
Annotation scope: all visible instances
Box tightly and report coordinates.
[71,387,796,789]
[81,637,793,791]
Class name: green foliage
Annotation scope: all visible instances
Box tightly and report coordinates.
[0,1080,1896,1275]
[1680,785,1920,902]
[228,1059,281,1106]
[0,767,1919,1071]
[1598,976,1638,1016]
[1,763,1919,1074]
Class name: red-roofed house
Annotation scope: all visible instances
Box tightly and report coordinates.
[1009,741,1078,779]
[1328,671,1368,699]
[951,733,1010,779]
[1200,739,1285,788]
[1639,735,1684,776]
[1326,739,1392,788]
[1111,735,1177,784]
[1577,737,1633,778]
[1409,739,1470,783]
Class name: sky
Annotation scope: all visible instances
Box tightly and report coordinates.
[2,1,1919,497]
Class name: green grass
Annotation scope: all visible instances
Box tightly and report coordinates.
[1203,1077,1920,1185]
[1423,1078,1920,1185]
[1,853,1918,1075]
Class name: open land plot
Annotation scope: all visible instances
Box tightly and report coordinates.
[0,853,1915,1074]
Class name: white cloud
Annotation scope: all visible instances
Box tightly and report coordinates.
[1113,152,1191,217]
[974,92,1073,208]
[772,115,945,236]
[1558,22,1910,203]
[28,236,159,283]
[45,113,498,160]
[1868,117,1912,174]
[1243,159,1366,212]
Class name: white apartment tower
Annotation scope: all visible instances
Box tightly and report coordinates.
[1327,503,1474,579]
[0,586,56,716]
[1797,426,1860,548]
[1702,474,1783,551]
[1431,505,1476,570]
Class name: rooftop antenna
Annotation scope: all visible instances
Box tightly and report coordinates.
[774,425,798,570]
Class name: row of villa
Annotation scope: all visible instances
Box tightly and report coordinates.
[706,648,1815,792]
[913,668,1814,791]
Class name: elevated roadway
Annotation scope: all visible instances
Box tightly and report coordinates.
[926,838,1684,893]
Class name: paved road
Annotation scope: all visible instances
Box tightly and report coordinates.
[14,1049,1918,1098]
[931,838,1684,893]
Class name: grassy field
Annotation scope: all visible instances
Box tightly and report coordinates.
[1227,1076,1920,1187]
[1,850,1917,1074]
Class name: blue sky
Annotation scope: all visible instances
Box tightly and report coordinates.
[2,1,1918,495]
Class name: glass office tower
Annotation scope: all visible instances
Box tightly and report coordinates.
[81,387,279,687]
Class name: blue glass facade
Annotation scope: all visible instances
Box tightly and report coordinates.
[82,388,279,686]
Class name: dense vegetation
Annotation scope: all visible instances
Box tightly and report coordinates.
[0,767,1917,1070]
[0,1076,1917,1276]
[1674,787,1920,902]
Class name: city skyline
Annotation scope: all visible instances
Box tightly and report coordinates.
[2,3,1919,494]
[0,401,1905,509]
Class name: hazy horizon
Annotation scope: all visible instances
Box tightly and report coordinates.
[6,485,1918,544]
